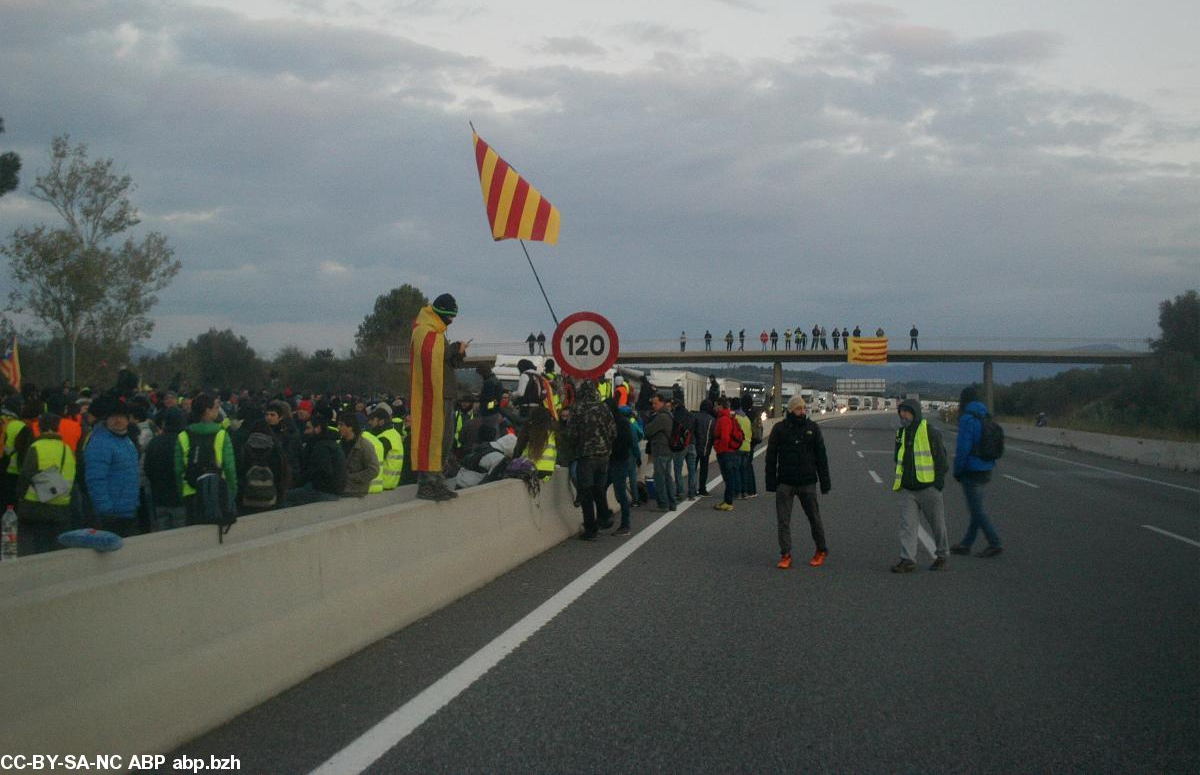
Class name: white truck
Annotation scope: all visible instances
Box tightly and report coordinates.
[717,378,743,401]
[492,354,615,392]
[648,369,706,411]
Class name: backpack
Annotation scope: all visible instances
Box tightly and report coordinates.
[668,415,694,452]
[727,417,745,449]
[184,430,223,488]
[241,432,277,509]
[970,411,1005,461]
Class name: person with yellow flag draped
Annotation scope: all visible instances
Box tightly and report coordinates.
[410,294,467,501]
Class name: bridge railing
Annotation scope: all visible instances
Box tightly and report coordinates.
[388,337,1152,362]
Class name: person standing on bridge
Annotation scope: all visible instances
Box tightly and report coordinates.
[852,325,861,339]
[704,330,713,351]
[526,332,536,355]
[842,327,850,347]
[796,327,807,350]
[951,387,1002,558]
[680,331,687,352]
[783,328,792,350]
[725,330,734,351]
[537,331,547,354]
[738,329,745,350]
[832,327,841,350]
[765,396,830,569]
[909,325,919,350]
[770,328,779,350]
[760,330,768,350]
[891,399,950,572]
[409,294,466,502]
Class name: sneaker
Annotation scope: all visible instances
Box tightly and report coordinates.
[809,550,827,567]
[744,493,758,499]
[777,554,792,569]
[698,491,710,497]
[976,546,1004,558]
[613,526,631,536]
[578,531,598,541]
[951,544,971,556]
[890,559,917,573]
[714,502,734,511]
[417,485,457,501]
[929,557,949,571]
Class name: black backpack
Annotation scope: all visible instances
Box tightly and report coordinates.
[970,411,1005,461]
[241,432,277,509]
[184,430,223,488]
[669,415,694,452]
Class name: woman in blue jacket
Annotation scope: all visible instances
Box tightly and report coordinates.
[951,387,1002,557]
[84,392,142,536]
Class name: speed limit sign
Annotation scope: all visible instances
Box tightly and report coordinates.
[552,311,620,380]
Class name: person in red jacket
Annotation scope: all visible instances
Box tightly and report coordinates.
[711,398,743,511]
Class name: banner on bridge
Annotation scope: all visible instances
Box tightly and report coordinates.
[847,337,887,365]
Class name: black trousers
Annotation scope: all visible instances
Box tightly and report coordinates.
[576,455,612,536]
[775,483,827,556]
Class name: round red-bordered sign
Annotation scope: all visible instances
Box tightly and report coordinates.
[552,311,620,381]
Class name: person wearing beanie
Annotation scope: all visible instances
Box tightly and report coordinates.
[409,293,466,501]
[83,391,142,536]
[891,398,950,572]
[514,358,553,420]
[765,396,831,569]
[145,407,188,529]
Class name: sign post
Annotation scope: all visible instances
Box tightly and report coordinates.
[552,312,619,381]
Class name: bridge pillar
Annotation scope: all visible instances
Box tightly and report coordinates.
[773,361,783,418]
[983,361,994,411]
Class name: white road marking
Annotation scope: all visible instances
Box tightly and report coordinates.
[1002,474,1040,489]
[856,451,864,458]
[917,524,936,557]
[1141,525,1200,548]
[868,470,882,484]
[999,444,1199,495]
[850,440,857,446]
[313,448,768,773]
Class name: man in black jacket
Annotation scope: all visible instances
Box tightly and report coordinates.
[765,396,831,569]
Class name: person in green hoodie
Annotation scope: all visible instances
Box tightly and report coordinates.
[175,392,238,525]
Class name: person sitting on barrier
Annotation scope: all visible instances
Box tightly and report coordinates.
[339,413,381,498]
[285,410,346,506]
[453,432,517,490]
[238,419,288,513]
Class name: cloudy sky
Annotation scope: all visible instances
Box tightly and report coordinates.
[0,0,1197,358]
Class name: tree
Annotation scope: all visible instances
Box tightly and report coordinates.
[355,284,427,356]
[1153,290,1199,360]
[188,328,265,389]
[0,117,19,198]
[2,136,181,383]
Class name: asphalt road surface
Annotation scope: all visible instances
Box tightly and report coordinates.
[176,412,1199,773]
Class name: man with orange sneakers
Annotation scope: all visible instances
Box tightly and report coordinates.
[765,395,831,569]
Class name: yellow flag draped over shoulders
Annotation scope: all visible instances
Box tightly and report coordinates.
[409,306,448,472]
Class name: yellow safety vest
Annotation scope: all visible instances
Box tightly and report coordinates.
[5,419,27,474]
[362,431,386,494]
[598,381,613,400]
[736,415,752,452]
[893,420,936,490]
[378,427,404,490]
[534,431,557,476]
[23,437,76,506]
[177,429,228,498]
[454,412,464,447]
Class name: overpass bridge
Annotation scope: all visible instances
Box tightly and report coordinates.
[440,345,1152,415]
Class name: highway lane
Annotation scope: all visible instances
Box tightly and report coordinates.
[175,412,1198,772]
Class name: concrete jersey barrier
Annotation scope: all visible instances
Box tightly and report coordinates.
[1003,424,1200,473]
[0,472,585,756]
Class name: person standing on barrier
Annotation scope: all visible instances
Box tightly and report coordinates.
[951,387,1002,558]
[891,399,950,572]
[765,396,830,569]
[409,293,466,501]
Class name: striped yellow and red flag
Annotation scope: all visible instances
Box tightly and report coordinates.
[847,337,887,365]
[0,335,20,391]
[473,130,561,245]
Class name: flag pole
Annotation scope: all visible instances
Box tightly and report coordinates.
[520,239,559,326]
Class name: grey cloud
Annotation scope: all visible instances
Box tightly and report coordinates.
[611,22,701,50]
[707,0,766,12]
[828,3,906,23]
[533,36,607,58]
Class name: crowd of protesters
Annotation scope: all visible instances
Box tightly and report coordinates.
[689,326,919,351]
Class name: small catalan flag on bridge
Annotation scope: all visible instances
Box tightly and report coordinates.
[847,337,887,365]
[473,130,561,245]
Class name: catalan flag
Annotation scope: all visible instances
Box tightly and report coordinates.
[473,130,561,245]
[848,337,887,365]
[0,335,20,391]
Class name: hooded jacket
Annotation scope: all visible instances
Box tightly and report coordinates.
[644,405,674,457]
[894,400,948,491]
[341,432,381,497]
[765,412,830,491]
[563,381,615,459]
[84,424,141,519]
[712,407,741,454]
[301,427,347,495]
[954,400,996,477]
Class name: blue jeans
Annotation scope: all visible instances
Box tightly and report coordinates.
[608,457,636,527]
[673,446,697,499]
[960,474,1001,547]
[652,454,676,509]
[717,452,741,505]
[740,450,756,496]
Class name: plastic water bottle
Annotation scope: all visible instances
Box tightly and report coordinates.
[1,504,17,561]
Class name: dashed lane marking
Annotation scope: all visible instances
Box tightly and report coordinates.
[1002,474,1040,489]
[856,451,864,458]
[868,470,882,484]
